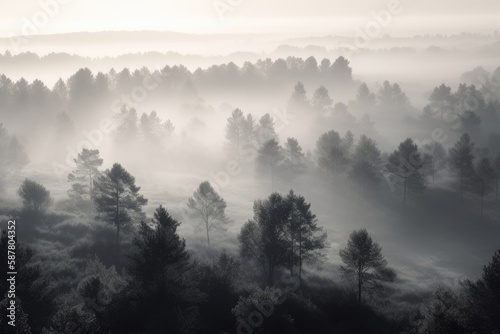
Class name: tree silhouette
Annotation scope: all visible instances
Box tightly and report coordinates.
[239,191,325,286]
[428,83,455,114]
[331,56,353,83]
[225,109,254,162]
[287,81,309,114]
[472,157,496,222]
[124,205,201,333]
[239,193,291,286]
[286,190,326,284]
[449,133,475,201]
[51,78,69,110]
[377,80,409,112]
[319,58,331,75]
[350,135,382,195]
[316,130,349,190]
[255,113,277,146]
[354,82,376,113]
[129,205,190,290]
[0,124,28,191]
[386,138,426,204]
[422,141,447,184]
[139,110,175,147]
[18,179,52,214]
[311,86,333,111]
[187,181,229,248]
[282,137,307,186]
[493,156,500,202]
[341,130,355,155]
[114,106,138,147]
[67,68,95,111]
[339,229,396,305]
[94,163,147,254]
[68,149,103,201]
[256,139,284,192]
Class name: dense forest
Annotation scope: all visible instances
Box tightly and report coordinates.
[1,51,500,334]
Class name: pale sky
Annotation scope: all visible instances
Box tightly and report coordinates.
[0,0,499,37]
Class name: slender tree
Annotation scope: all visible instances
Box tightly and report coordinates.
[68,148,103,200]
[282,137,307,186]
[422,141,447,184]
[316,130,349,190]
[311,86,333,111]
[238,193,291,286]
[225,108,246,161]
[94,163,147,254]
[493,155,500,202]
[0,124,29,191]
[287,81,309,113]
[449,133,475,201]
[286,190,326,284]
[330,56,353,82]
[187,181,229,248]
[255,113,277,145]
[473,157,496,222]
[256,139,284,192]
[353,82,376,113]
[386,138,426,204]
[339,229,396,305]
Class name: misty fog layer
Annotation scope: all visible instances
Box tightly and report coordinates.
[1,4,500,332]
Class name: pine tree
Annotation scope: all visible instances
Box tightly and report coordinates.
[282,137,307,186]
[473,157,496,222]
[339,229,396,305]
[94,163,147,254]
[124,206,201,334]
[68,148,103,200]
[286,190,326,284]
[316,131,349,190]
[449,133,475,201]
[187,181,229,248]
[256,139,284,192]
[386,138,426,204]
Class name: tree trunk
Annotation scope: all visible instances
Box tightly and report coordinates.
[205,220,211,248]
[460,165,464,202]
[89,170,93,196]
[298,232,303,286]
[403,177,407,205]
[332,170,335,193]
[290,234,294,276]
[271,166,274,193]
[358,275,362,305]
[115,194,120,257]
[481,189,484,223]
[116,222,120,255]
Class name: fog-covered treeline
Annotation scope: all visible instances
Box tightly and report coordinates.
[1,41,500,334]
